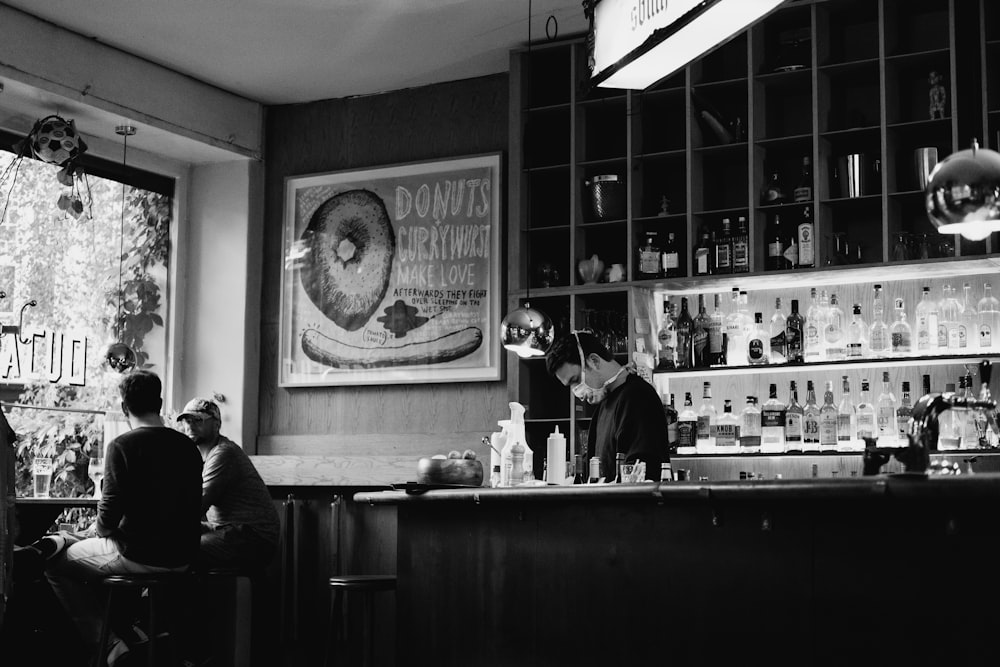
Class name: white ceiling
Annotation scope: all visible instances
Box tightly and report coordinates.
[2,0,586,105]
[0,0,585,163]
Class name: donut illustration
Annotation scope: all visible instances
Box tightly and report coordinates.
[299,189,395,331]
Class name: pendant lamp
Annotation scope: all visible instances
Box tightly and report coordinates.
[925,139,1000,242]
[103,124,138,373]
[500,0,555,359]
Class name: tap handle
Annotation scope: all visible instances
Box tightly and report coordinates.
[980,360,992,387]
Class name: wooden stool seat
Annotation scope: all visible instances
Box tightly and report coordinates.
[325,575,397,667]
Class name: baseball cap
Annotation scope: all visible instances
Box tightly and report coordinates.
[177,397,221,422]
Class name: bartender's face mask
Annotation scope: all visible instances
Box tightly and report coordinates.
[571,332,625,405]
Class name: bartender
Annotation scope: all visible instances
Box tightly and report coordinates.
[546,331,669,481]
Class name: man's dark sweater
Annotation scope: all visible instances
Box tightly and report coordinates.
[588,373,670,482]
[98,426,203,567]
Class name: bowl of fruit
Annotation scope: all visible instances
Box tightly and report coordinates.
[417,449,484,487]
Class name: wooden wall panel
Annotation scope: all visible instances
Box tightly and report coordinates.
[258,75,510,473]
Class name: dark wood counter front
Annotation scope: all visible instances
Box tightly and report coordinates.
[357,475,1000,667]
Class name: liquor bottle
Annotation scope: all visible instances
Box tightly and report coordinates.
[922,374,932,397]
[959,282,977,350]
[819,381,839,453]
[784,380,804,452]
[961,374,980,448]
[739,396,761,454]
[939,284,963,350]
[614,452,626,483]
[824,293,846,360]
[896,381,913,444]
[747,312,770,366]
[938,382,961,450]
[708,293,725,366]
[761,383,787,454]
[846,303,868,359]
[714,218,733,274]
[765,214,788,271]
[973,370,990,447]
[661,232,681,277]
[656,299,676,370]
[573,454,586,484]
[793,156,813,202]
[769,297,787,364]
[837,376,857,451]
[677,392,698,455]
[978,282,1000,350]
[638,231,661,278]
[797,205,815,268]
[715,399,739,453]
[675,297,695,369]
[876,371,897,442]
[696,381,717,453]
[760,171,787,205]
[693,294,711,367]
[732,216,750,273]
[693,229,712,276]
[805,287,825,361]
[803,380,821,452]
[915,286,939,353]
[869,284,889,357]
[785,298,805,363]
[664,393,679,453]
[856,379,876,441]
[725,288,748,366]
[783,225,799,270]
[890,297,913,356]
[588,457,602,484]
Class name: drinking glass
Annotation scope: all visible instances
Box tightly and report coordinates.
[32,457,53,498]
[89,451,105,500]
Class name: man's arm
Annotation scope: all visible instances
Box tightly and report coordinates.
[201,443,235,514]
[96,442,125,536]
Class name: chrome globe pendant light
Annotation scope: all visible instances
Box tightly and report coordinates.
[925,138,1000,242]
[103,124,138,373]
[500,0,554,359]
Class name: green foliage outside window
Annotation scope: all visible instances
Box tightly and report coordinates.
[0,149,172,499]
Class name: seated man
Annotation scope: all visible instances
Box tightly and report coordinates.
[44,370,204,665]
[176,397,279,570]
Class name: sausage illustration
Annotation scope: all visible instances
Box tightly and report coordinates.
[301,326,483,369]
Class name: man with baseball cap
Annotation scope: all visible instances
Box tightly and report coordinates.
[176,397,279,569]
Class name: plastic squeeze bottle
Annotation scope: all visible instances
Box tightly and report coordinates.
[546,425,567,484]
[492,420,509,487]
[497,420,513,487]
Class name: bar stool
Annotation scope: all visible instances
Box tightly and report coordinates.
[196,567,264,667]
[96,572,189,667]
[325,575,396,667]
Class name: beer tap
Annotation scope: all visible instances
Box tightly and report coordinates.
[863,361,998,475]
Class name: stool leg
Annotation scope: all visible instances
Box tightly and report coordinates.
[147,586,156,667]
[362,593,373,667]
[324,588,343,667]
[96,588,115,667]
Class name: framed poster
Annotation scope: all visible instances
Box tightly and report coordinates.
[279,153,502,386]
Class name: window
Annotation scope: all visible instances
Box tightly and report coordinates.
[0,128,174,498]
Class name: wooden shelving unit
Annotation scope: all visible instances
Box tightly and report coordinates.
[507,0,999,462]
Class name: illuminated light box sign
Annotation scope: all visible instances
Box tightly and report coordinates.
[590,0,785,89]
[0,329,88,386]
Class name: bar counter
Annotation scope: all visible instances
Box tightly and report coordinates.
[357,475,1000,667]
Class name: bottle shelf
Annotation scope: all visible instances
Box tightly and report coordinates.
[635,255,1000,295]
[654,352,1000,380]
